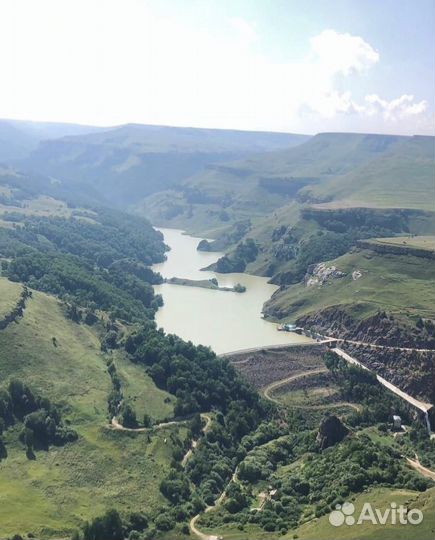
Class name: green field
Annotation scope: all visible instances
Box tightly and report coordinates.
[296,487,435,540]
[0,280,185,538]
[139,134,435,234]
[307,137,435,212]
[367,235,435,251]
[275,386,351,412]
[265,248,435,322]
[114,349,175,422]
[199,486,434,540]
[0,195,73,220]
[0,276,23,319]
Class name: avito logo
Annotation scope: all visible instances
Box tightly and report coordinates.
[329,501,423,527]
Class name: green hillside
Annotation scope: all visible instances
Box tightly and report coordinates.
[263,248,435,322]
[138,133,434,240]
[295,487,435,540]
[0,279,181,538]
[0,202,271,540]
[0,126,433,540]
[305,136,435,210]
[0,277,22,319]
[114,350,176,422]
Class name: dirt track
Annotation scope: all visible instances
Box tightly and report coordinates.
[262,368,328,404]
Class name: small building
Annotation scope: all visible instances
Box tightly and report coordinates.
[393,415,402,429]
[269,489,278,499]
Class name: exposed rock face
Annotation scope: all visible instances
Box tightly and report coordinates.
[297,307,435,403]
[342,343,435,404]
[304,262,346,287]
[297,307,435,349]
[357,239,435,260]
[316,415,349,450]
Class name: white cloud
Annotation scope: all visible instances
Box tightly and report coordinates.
[310,29,379,75]
[0,0,431,135]
[364,94,428,120]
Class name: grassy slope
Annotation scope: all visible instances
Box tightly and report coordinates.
[0,277,22,319]
[365,235,435,251]
[0,280,180,538]
[114,349,175,422]
[307,136,435,211]
[200,486,434,540]
[296,487,435,540]
[42,123,308,153]
[264,249,435,322]
[0,195,73,221]
[138,133,435,234]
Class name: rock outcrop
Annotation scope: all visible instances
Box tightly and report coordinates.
[304,262,346,287]
[297,307,435,349]
[316,415,349,450]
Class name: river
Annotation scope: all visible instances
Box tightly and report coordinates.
[152,228,311,354]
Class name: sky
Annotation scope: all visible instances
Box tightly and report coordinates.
[0,0,434,135]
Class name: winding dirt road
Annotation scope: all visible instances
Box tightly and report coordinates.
[110,416,183,432]
[189,466,238,540]
[182,414,212,467]
[189,512,219,540]
[406,455,435,481]
[261,368,328,404]
[261,367,360,411]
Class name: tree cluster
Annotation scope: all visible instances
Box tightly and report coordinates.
[0,379,77,458]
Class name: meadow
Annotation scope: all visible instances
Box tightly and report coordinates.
[0,279,185,538]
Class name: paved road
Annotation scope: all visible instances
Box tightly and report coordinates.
[219,340,331,359]
[335,338,435,353]
[220,336,435,359]
[332,348,433,413]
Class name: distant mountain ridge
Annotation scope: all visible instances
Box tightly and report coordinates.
[139,132,435,237]
[18,122,309,207]
[0,118,106,161]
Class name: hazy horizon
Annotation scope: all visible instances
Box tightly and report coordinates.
[1,0,434,135]
[3,115,435,139]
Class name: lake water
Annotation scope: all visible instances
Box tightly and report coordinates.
[152,228,311,354]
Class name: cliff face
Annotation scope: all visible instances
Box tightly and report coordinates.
[356,240,435,260]
[296,306,435,404]
[341,343,435,404]
[296,307,435,349]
